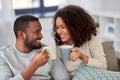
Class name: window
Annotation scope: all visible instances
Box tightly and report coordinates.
[12,0,60,17]
[44,0,60,7]
[0,0,2,10]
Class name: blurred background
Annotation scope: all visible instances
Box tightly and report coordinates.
[0,0,120,59]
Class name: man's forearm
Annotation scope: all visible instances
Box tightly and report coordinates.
[21,61,39,80]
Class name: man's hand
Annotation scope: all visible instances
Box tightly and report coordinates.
[32,49,49,67]
[21,49,49,80]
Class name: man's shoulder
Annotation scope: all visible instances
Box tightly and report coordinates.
[0,45,14,54]
[0,45,14,50]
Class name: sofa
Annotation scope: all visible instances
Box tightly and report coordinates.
[72,41,120,80]
[102,41,120,71]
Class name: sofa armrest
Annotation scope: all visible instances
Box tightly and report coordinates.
[102,41,120,71]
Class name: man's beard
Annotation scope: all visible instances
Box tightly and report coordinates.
[24,37,41,50]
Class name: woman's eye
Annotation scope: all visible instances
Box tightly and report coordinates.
[62,26,65,28]
[62,25,67,29]
[55,26,59,30]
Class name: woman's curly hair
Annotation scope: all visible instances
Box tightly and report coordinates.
[53,5,97,47]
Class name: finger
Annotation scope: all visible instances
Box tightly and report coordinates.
[71,48,75,52]
[37,49,42,53]
[69,51,72,55]
[41,50,48,55]
[42,49,47,52]
[69,54,74,61]
[70,52,76,56]
[69,55,73,61]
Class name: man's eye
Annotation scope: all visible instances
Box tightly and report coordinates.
[33,31,38,34]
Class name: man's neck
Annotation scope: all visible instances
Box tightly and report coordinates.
[15,42,32,53]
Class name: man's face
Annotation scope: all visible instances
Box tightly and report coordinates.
[23,21,43,50]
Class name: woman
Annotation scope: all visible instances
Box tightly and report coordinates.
[53,5,107,77]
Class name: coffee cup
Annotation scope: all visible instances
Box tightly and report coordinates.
[60,45,73,61]
[42,44,56,60]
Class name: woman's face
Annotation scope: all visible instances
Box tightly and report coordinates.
[55,17,73,45]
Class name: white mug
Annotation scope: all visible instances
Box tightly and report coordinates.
[42,44,56,60]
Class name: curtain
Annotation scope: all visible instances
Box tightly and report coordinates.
[0,0,15,47]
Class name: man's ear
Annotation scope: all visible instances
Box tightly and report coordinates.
[17,31,25,39]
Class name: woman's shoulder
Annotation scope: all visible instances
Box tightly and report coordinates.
[88,35,101,45]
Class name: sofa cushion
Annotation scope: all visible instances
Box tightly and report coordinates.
[73,62,120,80]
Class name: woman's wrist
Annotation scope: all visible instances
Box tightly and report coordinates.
[81,53,89,63]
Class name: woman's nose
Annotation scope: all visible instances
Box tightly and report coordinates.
[57,28,62,34]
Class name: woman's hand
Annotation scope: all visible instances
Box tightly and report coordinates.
[69,47,81,61]
[69,47,88,63]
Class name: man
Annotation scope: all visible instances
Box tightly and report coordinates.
[0,15,70,80]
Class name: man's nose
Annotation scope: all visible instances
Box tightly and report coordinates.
[39,33,43,39]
